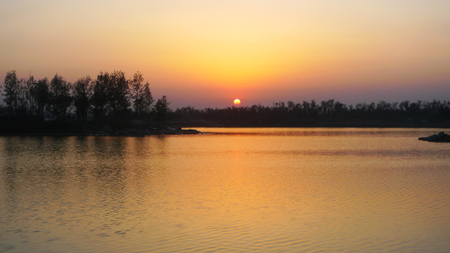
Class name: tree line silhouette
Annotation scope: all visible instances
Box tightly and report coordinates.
[1,70,169,127]
[2,70,450,129]
[174,99,450,127]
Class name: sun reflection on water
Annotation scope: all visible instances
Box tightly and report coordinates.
[1,129,450,252]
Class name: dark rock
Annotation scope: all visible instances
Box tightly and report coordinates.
[418,132,450,142]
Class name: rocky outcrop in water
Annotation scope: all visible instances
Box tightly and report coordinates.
[418,132,450,142]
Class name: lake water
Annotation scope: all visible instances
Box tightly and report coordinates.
[1,128,450,252]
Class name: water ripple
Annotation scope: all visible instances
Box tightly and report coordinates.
[1,129,450,252]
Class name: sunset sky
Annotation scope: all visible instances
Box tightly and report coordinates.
[1,0,449,108]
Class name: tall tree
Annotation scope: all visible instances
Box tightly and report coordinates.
[91,72,109,121]
[25,76,38,118]
[130,71,154,122]
[16,78,28,117]
[30,78,50,121]
[73,76,93,122]
[2,70,20,116]
[153,95,170,124]
[48,74,72,120]
[108,71,130,121]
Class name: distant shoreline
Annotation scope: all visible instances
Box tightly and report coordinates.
[1,124,449,137]
[173,121,450,129]
[0,128,202,137]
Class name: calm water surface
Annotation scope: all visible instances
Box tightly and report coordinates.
[1,128,450,252]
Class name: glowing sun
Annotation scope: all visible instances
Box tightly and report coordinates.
[234,99,241,105]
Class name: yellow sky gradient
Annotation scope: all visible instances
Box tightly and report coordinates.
[1,0,449,108]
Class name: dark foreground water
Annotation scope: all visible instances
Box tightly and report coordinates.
[1,128,450,252]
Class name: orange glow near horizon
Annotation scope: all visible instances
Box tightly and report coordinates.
[1,1,450,108]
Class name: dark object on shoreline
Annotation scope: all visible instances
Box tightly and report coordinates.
[419,132,450,142]
[88,127,202,137]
